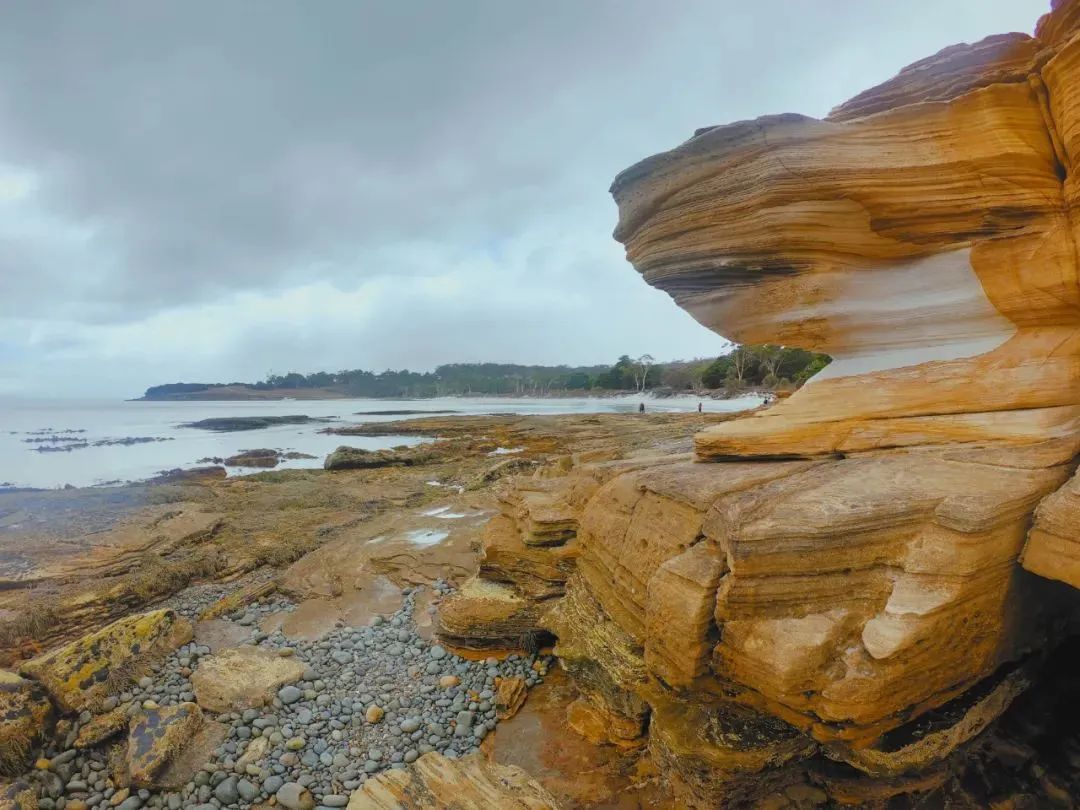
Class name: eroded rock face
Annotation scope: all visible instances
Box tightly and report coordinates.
[611,6,1080,460]
[441,2,1080,806]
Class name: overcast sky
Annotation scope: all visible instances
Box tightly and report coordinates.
[0,0,1049,397]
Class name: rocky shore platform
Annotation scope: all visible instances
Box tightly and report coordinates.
[0,411,726,809]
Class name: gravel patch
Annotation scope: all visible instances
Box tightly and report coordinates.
[26,579,551,809]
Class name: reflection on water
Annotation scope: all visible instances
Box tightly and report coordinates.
[0,394,762,489]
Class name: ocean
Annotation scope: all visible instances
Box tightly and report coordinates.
[0,394,763,489]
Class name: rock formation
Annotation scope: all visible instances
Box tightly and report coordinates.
[439,1,1080,805]
[611,7,1080,460]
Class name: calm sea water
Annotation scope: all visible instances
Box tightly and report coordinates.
[0,394,762,489]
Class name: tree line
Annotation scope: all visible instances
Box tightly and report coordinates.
[143,346,830,399]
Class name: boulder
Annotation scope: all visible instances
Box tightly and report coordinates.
[190,647,306,713]
[0,672,51,775]
[276,781,315,809]
[126,702,204,788]
[346,751,559,808]
[19,609,191,712]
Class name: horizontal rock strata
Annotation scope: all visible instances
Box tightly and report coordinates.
[611,6,1080,461]
[441,1,1080,805]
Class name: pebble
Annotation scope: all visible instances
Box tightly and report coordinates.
[278,685,303,705]
[276,781,313,809]
[213,776,239,804]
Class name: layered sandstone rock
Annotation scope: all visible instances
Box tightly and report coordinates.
[443,2,1080,806]
[611,7,1080,460]
[346,751,559,809]
[1022,462,1080,589]
[19,610,191,713]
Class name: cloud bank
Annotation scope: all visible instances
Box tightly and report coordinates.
[0,0,1049,396]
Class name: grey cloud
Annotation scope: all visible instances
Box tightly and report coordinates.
[0,0,1051,394]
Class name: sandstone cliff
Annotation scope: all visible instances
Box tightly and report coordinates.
[612,3,1080,460]
[441,2,1080,806]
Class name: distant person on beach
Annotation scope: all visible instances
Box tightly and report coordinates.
[698,402,702,412]
[639,402,645,413]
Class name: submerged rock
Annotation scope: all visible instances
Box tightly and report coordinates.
[222,448,281,467]
[180,415,326,432]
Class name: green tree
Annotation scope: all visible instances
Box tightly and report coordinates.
[565,372,591,390]
[700,356,731,389]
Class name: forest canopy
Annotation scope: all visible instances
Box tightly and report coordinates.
[143,345,830,399]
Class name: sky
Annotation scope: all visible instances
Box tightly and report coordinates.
[0,0,1052,398]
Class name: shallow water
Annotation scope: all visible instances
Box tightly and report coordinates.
[0,394,762,489]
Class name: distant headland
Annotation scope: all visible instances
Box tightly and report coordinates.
[137,348,830,401]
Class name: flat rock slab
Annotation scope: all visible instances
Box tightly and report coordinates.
[155,719,229,790]
[192,618,253,653]
[190,647,306,713]
[347,751,560,809]
[19,609,191,712]
[127,702,204,788]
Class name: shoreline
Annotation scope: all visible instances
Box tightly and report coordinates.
[135,388,772,402]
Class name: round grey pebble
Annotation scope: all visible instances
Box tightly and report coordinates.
[278,685,302,705]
